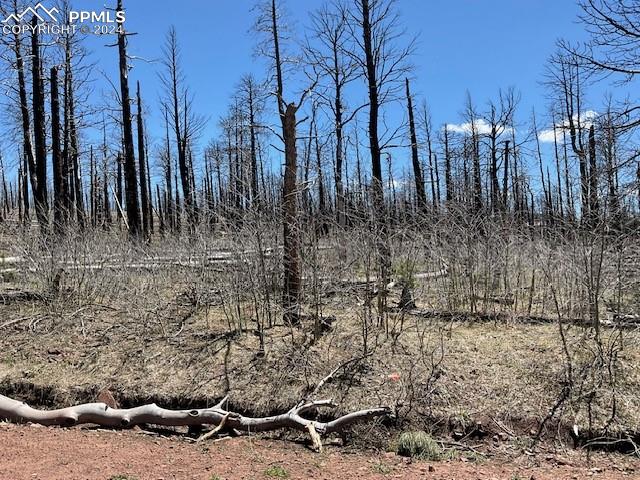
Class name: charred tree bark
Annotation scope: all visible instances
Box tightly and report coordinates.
[265,0,303,323]
[163,107,175,232]
[588,125,599,226]
[246,78,259,208]
[101,122,112,228]
[117,0,142,238]
[405,78,426,212]
[444,125,452,203]
[314,117,327,220]
[137,82,151,239]
[12,29,37,220]
[21,153,29,221]
[361,0,391,304]
[165,28,195,231]
[64,37,84,229]
[89,146,97,227]
[471,129,482,213]
[282,105,301,323]
[51,67,65,234]
[489,122,499,213]
[550,117,564,220]
[31,16,48,232]
[502,140,510,211]
[146,145,154,234]
[603,119,620,229]
[116,152,123,224]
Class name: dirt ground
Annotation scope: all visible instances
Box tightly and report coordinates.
[1,423,638,480]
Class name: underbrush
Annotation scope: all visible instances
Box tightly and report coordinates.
[0,221,639,454]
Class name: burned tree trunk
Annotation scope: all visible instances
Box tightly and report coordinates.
[31,16,48,233]
[444,125,452,203]
[361,0,391,305]
[405,78,426,212]
[246,79,259,207]
[262,0,304,323]
[164,28,196,231]
[51,66,65,234]
[502,140,510,211]
[12,29,37,221]
[64,36,84,229]
[116,153,124,224]
[588,125,599,226]
[117,0,142,238]
[282,105,301,323]
[137,81,151,239]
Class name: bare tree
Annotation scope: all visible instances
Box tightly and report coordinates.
[115,0,141,238]
[546,52,593,224]
[350,0,413,319]
[136,81,151,239]
[31,16,48,232]
[405,77,426,212]
[160,27,203,231]
[306,0,364,226]
[562,0,640,132]
[3,3,37,226]
[254,0,316,323]
[51,66,65,234]
[238,74,265,208]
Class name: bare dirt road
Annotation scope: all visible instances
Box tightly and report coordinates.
[1,423,638,480]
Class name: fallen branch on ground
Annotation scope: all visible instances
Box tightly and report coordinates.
[0,394,390,450]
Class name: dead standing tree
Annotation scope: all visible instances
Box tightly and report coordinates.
[562,0,640,208]
[136,81,152,239]
[306,1,365,227]
[546,52,597,226]
[160,27,203,232]
[481,89,518,214]
[51,66,65,234]
[254,0,316,323]
[31,16,49,233]
[59,2,88,229]
[350,0,413,326]
[114,0,141,238]
[405,77,427,212]
[5,2,37,224]
[238,74,265,209]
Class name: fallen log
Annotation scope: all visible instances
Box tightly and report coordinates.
[0,289,46,305]
[0,394,390,451]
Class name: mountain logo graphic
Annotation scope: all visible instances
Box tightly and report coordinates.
[2,3,59,23]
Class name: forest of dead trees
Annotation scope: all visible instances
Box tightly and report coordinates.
[0,0,638,324]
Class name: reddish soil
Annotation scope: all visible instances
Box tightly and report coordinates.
[1,423,638,480]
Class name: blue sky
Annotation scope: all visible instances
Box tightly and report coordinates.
[78,0,592,130]
[4,0,614,179]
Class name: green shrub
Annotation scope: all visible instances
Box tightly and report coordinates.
[372,462,393,475]
[264,465,289,478]
[395,431,442,460]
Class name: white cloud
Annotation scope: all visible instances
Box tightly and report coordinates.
[538,128,560,143]
[445,118,513,137]
[538,110,598,143]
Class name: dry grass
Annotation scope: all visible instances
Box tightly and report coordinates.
[0,222,639,451]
